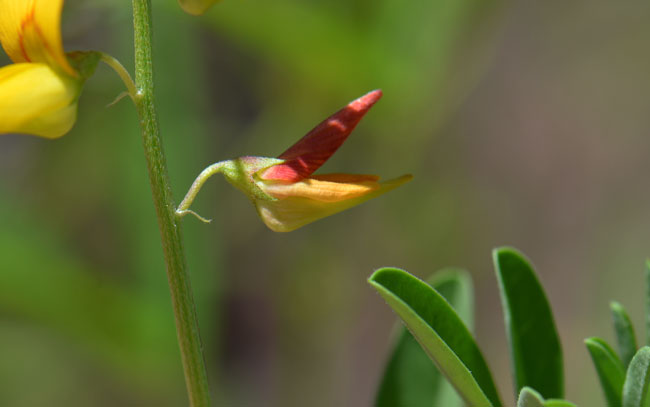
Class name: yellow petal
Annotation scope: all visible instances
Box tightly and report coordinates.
[255,174,413,232]
[0,0,75,76]
[178,0,220,15]
[0,62,79,138]
[260,174,381,202]
[310,173,381,183]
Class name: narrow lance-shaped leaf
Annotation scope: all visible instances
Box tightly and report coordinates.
[375,269,473,407]
[493,247,564,399]
[623,347,650,407]
[611,301,638,368]
[584,337,626,406]
[369,268,501,407]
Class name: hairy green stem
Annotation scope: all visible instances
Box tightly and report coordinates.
[132,0,211,405]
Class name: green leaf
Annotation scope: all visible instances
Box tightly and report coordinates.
[517,387,576,407]
[375,269,473,407]
[585,337,626,406]
[494,247,564,399]
[518,387,546,407]
[645,261,650,347]
[623,347,650,407]
[612,301,638,368]
[431,269,475,334]
[369,267,501,407]
[543,401,577,407]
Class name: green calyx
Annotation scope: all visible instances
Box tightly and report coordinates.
[221,156,284,202]
[66,51,101,81]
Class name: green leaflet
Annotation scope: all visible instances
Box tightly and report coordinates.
[611,301,638,368]
[375,269,473,407]
[623,347,650,407]
[369,267,501,407]
[646,261,650,347]
[585,337,626,406]
[494,247,564,399]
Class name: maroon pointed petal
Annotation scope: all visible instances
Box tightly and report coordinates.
[261,89,383,182]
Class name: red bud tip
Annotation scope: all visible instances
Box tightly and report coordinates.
[261,90,383,182]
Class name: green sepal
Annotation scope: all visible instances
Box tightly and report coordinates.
[221,157,284,202]
[66,51,101,81]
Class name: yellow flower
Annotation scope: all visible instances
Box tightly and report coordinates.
[0,0,96,138]
[177,90,413,232]
[178,0,220,16]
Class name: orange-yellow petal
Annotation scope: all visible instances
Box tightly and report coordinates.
[255,174,413,232]
[0,62,79,138]
[0,0,75,75]
[310,173,380,183]
[260,174,381,202]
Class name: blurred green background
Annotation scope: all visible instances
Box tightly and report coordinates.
[1,0,649,405]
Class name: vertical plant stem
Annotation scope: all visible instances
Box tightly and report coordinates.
[132,0,211,406]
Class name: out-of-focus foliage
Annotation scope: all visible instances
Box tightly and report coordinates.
[585,267,650,407]
[1,0,650,405]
